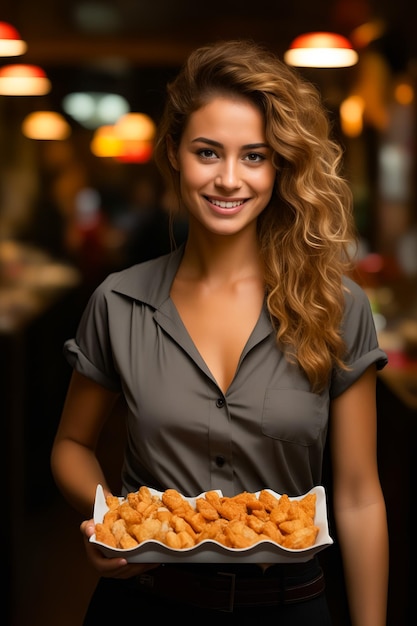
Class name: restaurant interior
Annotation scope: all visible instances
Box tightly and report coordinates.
[1,1,416,624]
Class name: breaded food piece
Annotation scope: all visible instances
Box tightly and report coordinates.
[95,523,117,548]
[282,526,319,550]
[106,495,121,511]
[118,502,143,525]
[130,518,162,543]
[224,520,260,549]
[195,497,220,521]
[261,520,284,544]
[119,533,139,549]
[218,499,247,521]
[111,518,128,543]
[258,489,280,511]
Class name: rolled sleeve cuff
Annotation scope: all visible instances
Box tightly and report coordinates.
[63,339,121,392]
[330,347,388,398]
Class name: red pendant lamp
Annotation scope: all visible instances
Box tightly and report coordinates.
[0,21,27,56]
[284,32,358,68]
[0,64,51,95]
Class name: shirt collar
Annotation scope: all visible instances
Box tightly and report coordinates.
[110,244,185,308]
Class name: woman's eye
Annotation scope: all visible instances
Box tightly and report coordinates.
[198,149,217,159]
[245,152,265,162]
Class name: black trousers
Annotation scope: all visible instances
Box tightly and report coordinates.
[82,558,333,625]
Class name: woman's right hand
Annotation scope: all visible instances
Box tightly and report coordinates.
[80,519,160,579]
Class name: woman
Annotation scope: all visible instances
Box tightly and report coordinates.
[51,39,389,624]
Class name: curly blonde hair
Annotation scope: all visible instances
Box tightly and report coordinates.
[154,39,357,392]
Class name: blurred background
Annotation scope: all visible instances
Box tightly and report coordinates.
[1,1,416,625]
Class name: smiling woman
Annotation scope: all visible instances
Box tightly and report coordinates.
[166,96,276,238]
[50,39,388,625]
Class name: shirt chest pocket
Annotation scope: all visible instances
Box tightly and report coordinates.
[261,389,328,446]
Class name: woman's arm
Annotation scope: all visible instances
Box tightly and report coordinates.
[329,365,389,626]
[51,369,121,518]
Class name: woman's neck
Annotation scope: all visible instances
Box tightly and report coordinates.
[180,227,263,286]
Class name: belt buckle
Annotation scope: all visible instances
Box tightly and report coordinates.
[217,571,236,612]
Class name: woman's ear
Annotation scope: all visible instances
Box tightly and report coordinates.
[167,136,179,171]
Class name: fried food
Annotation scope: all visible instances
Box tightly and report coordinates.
[94,487,319,552]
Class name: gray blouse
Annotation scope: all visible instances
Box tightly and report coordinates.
[64,245,388,498]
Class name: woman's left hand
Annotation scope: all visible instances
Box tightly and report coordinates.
[81,519,160,579]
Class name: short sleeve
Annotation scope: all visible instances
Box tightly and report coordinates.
[63,276,121,391]
[330,277,388,398]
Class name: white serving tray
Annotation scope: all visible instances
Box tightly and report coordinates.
[90,484,333,564]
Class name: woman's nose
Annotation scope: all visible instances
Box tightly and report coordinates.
[215,161,241,189]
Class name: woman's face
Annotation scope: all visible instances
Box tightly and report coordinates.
[169,96,276,237]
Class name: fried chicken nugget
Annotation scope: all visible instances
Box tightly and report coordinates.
[165,530,182,549]
[111,518,128,544]
[269,494,291,524]
[161,488,187,511]
[119,533,139,549]
[184,511,209,533]
[246,514,265,534]
[279,518,305,534]
[298,493,316,519]
[176,530,195,549]
[156,508,172,523]
[130,518,162,543]
[258,489,280,511]
[118,502,143,525]
[170,514,197,541]
[105,495,121,511]
[95,523,117,548]
[282,525,319,550]
[224,520,260,549]
[195,497,220,521]
[218,499,247,521]
[232,491,264,511]
[261,520,284,544]
[203,490,222,511]
[102,508,120,526]
[197,518,228,542]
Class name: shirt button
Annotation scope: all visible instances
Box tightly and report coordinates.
[215,456,225,467]
[215,398,225,408]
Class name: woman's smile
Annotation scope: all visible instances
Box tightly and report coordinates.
[204,196,248,216]
[169,96,276,236]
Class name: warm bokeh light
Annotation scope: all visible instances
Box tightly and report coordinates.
[0,64,51,95]
[0,21,27,56]
[90,125,124,157]
[116,141,153,163]
[114,113,156,141]
[22,111,72,140]
[340,95,365,137]
[284,32,358,68]
[394,82,414,106]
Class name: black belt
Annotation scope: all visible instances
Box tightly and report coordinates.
[137,563,326,612]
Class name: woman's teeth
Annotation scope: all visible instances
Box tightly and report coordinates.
[210,199,244,208]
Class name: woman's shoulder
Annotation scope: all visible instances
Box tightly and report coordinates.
[94,246,184,306]
[342,274,371,307]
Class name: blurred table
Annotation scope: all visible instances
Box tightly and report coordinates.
[0,240,81,622]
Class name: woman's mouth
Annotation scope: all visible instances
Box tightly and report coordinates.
[205,197,247,215]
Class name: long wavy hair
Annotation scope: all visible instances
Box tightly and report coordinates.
[153,39,357,392]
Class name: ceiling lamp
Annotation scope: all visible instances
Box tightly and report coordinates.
[114,113,156,141]
[0,21,27,56]
[90,125,123,158]
[22,111,72,140]
[62,92,129,129]
[0,64,51,95]
[284,32,358,68]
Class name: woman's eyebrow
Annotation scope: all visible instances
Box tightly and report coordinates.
[191,137,269,150]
